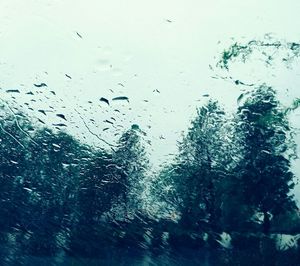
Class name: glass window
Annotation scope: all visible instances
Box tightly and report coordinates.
[0,1,300,265]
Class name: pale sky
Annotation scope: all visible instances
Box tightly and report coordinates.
[1,0,300,201]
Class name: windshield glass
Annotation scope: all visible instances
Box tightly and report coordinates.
[0,1,300,265]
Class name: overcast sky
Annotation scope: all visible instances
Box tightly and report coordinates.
[1,0,300,200]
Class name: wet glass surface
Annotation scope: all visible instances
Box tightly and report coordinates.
[1,1,300,265]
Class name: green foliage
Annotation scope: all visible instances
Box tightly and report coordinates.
[0,109,34,229]
[0,89,299,259]
[113,125,149,216]
[217,37,300,70]
[231,85,297,232]
[285,98,300,115]
[170,100,230,231]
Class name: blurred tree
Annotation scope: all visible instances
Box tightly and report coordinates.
[149,164,180,220]
[113,124,149,219]
[0,110,32,230]
[232,85,297,234]
[172,100,230,232]
[22,128,84,255]
[68,147,120,256]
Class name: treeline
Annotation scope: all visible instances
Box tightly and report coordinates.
[152,85,299,234]
[0,107,149,257]
[0,85,300,263]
